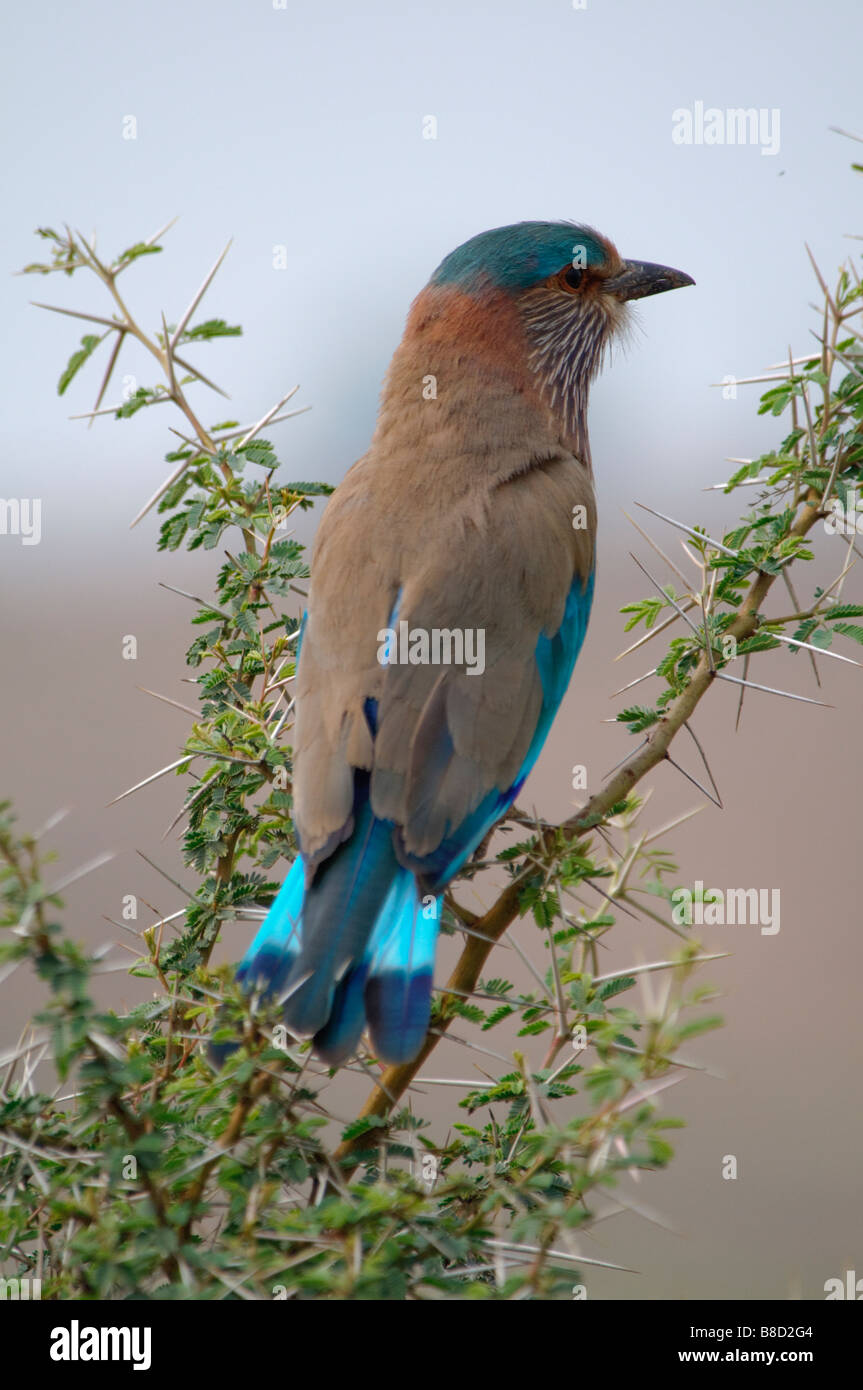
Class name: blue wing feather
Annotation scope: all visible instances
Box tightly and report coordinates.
[411,570,594,890]
[219,571,593,1065]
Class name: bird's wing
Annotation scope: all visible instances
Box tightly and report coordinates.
[293,450,595,883]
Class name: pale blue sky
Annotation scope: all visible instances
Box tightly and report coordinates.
[3,0,861,560]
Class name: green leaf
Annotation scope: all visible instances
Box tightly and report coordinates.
[620,597,664,632]
[832,621,863,646]
[180,318,242,343]
[598,975,636,1002]
[617,705,660,733]
[115,386,162,419]
[58,334,102,395]
[482,1005,515,1031]
[117,242,164,266]
[675,1015,723,1041]
[340,1115,388,1142]
[825,604,863,619]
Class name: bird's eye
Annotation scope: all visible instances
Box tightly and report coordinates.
[562,266,583,291]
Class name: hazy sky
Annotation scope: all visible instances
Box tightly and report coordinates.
[4,0,862,544]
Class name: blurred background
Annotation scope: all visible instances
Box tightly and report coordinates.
[2,0,861,1298]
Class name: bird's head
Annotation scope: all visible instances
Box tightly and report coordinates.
[428,220,693,440]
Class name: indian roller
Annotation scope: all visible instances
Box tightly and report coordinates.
[223,221,693,1067]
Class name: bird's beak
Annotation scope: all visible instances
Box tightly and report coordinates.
[606,260,695,302]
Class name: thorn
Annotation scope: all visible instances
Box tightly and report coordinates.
[583,878,638,920]
[172,352,231,400]
[111,906,185,936]
[610,669,657,698]
[108,755,193,805]
[170,238,233,349]
[634,502,739,558]
[503,930,553,999]
[415,1077,493,1087]
[602,737,648,779]
[557,907,611,949]
[809,330,863,384]
[614,1073,687,1115]
[767,629,861,665]
[710,372,790,387]
[160,310,177,402]
[212,406,311,441]
[703,479,771,491]
[819,436,846,513]
[69,393,170,422]
[274,969,314,1010]
[235,386,302,451]
[144,214,180,248]
[455,921,513,948]
[31,301,120,329]
[699,587,715,674]
[137,686,199,716]
[622,509,690,587]
[167,424,206,451]
[48,851,115,896]
[593,1189,679,1235]
[781,569,821,687]
[89,329,126,429]
[0,957,25,989]
[593,951,729,984]
[683,722,722,807]
[352,1054,400,1106]
[73,226,108,275]
[157,580,229,618]
[800,379,820,473]
[129,453,202,529]
[762,357,813,370]
[429,1029,510,1063]
[628,553,702,637]
[663,753,722,808]
[734,653,749,731]
[829,125,863,144]
[717,672,832,706]
[135,850,196,900]
[804,242,841,320]
[642,804,706,845]
[270,697,294,741]
[609,1038,723,1077]
[203,749,268,769]
[32,807,72,840]
[482,1239,638,1276]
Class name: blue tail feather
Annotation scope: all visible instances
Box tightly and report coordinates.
[235,853,304,999]
[311,958,371,1064]
[365,875,441,1065]
[279,794,398,1039]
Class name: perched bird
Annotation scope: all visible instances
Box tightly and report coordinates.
[226,221,692,1067]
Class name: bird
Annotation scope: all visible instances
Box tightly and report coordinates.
[222,221,693,1069]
